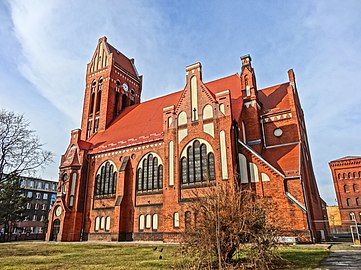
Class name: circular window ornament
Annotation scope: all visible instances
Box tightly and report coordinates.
[273,128,283,137]
[55,206,62,217]
[122,83,128,92]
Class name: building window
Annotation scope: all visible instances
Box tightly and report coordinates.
[152,214,158,230]
[173,212,180,228]
[354,184,359,192]
[95,78,103,113]
[343,173,346,179]
[37,182,42,189]
[27,191,33,198]
[139,215,145,231]
[69,173,77,207]
[89,81,96,114]
[43,193,48,200]
[95,217,100,231]
[344,184,349,193]
[346,198,351,206]
[338,173,341,179]
[356,198,360,206]
[350,212,355,221]
[136,153,163,193]
[146,214,151,229]
[36,193,41,199]
[100,217,105,230]
[32,215,37,221]
[35,203,39,210]
[42,204,46,210]
[26,203,31,209]
[95,161,117,197]
[180,140,215,186]
[105,217,111,231]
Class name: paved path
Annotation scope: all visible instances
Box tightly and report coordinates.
[320,251,361,269]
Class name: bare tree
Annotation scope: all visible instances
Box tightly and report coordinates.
[179,183,283,269]
[0,109,53,183]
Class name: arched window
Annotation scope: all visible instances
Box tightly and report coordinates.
[114,81,121,117]
[353,172,357,178]
[356,198,360,206]
[69,173,77,207]
[61,174,68,194]
[95,217,100,231]
[344,184,349,193]
[338,173,341,179]
[350,212,355,221]
[89,81,96,115]
[346,198,351,206]
[139,215,145,231]
[146,214,151,229]
[173,212,180,228]
[354,184,359,192]
[100,216,105,230]
[136,153,163,193]
[105,216,111,231]
[180,139,216,186]
[152,214,158,230]
[95,161,117,197]
[348,172,352,178]
[95,78,103,113]
[343,173,347,179]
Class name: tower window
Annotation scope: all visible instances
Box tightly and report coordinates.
[95,78,103,113]
[122,94,128,109]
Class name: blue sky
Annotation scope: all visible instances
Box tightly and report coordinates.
[0,0,360,205]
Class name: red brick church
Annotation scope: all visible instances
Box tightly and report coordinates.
[46,36,327,242]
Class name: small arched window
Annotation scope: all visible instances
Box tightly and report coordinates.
[139,215,145,231]
[95,217,100,231]
[152,214,158,230]
[356,198,360,206]
[338,173,341,179]
[173,212,180,228]
[95,161,117,197]
[146,214,151,229]
[100,216,105,230]
[105,216,111,231]
[348,172,352,178]
[354,184,359,192]
[344,184,349,193]
[346,198,351,206]
[69,173,77,207]
[343,173,347,179]
[353,172,357,178]
[180,139,216,186]
[350,212,355,221]
[136,153,163,193]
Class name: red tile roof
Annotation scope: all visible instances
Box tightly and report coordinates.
[330,156,361,162]
[89,74,242,154]
[108,43,139,78]
[258,82,290,114]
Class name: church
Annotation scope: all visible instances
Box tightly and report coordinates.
[46,36,327,243]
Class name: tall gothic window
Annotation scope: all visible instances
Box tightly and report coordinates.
[95,78,103,113]
[137,153,163,193]
[114,81,121,117]
[95,161,117,197]
[89,81,96,115]
[180,140,216,186]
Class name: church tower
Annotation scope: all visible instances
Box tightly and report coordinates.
[80,36,143,140]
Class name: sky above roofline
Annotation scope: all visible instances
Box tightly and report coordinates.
[1,0,360,205]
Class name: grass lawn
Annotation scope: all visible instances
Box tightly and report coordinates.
[0,242,329,270]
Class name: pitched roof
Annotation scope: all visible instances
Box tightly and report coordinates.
[89,74,242,154]
[258,82,290,114]
[107,43,139,78]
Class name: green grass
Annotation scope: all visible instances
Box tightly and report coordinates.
[278,246,330,269]
[0,242,329,270]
